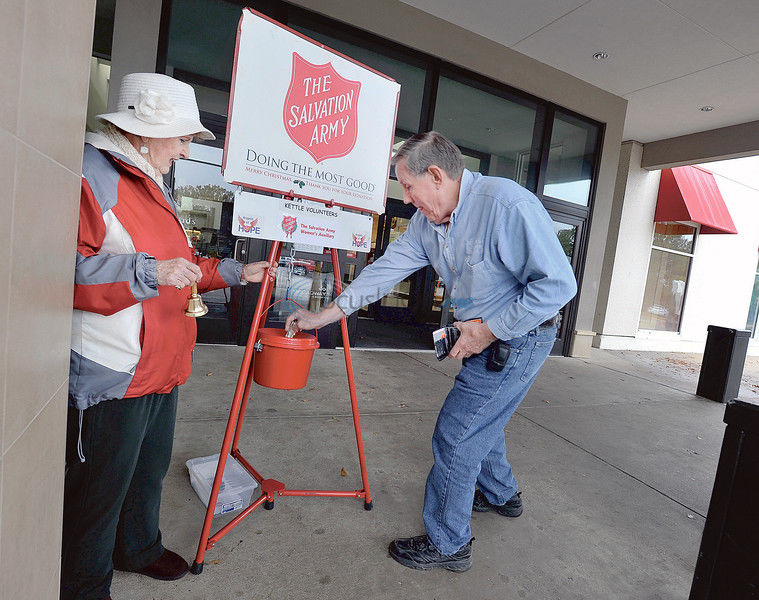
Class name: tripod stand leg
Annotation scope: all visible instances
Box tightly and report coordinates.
[330,248,373,508]
[192,241,282,573]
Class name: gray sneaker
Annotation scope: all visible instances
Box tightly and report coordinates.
[388,534,473,572]
[472,489,523,517]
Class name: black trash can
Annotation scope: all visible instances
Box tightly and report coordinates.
[696,326,751,403]
[689,398,759,600]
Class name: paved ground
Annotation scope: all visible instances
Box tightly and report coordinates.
[109,346,759,600]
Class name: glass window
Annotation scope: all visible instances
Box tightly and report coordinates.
[269,246,335,319]
[174,144,237,258]
[167,0,240,85]
[433,75,539,188]
[289,25,426,134]
[652,222,696,253]
[93,0,115,58]
[543,111,599,206]
[746,256,759,336]
[173,144,238,307]
[639,223,696,332]
[380,216,411,308]
[86,57,111,132]
[553,221,577,261]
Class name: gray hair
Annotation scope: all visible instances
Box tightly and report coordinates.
[392,131,465,180]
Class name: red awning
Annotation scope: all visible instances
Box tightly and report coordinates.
[655,165,737,234]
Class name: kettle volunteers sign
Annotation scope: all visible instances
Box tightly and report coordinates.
[232,191,373,252]
[223,9,400,215]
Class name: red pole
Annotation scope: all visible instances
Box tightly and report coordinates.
[191,240,282,574]
[230,346,259,454]
[330,248,373,509]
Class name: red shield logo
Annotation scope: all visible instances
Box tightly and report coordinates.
[281,215,298,239]
[283,52,361,163]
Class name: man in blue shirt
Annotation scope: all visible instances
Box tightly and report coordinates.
[286,131,577,571]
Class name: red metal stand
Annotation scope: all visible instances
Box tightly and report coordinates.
[191,240,372,574]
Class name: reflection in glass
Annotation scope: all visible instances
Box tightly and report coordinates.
[431,277,446,312]
[652,223,696,253]
[380,217,411,308]
[269,244,335,319]
[746,257,759,336]
[639,249,691,331]
[86,58,111,132]
[167,0,239,84]
[174,148,236,260]
[173,144,237,311]
[543,112,599,206]
[553,221,576,261]
[433,76,538,188]
[290,26,425,134]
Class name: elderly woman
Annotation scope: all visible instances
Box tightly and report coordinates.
[61,73,271,600]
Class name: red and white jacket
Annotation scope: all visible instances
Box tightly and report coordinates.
[70,133,241,410]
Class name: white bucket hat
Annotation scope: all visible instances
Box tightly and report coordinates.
[97,72,215,140]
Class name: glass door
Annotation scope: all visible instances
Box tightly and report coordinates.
[548,213,584,355]
[368,199,426,324]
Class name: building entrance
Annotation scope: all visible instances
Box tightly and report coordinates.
[351,198,441,350]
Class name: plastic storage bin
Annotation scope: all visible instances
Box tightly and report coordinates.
[186,453,258,515]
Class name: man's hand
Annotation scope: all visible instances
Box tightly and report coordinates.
[242,261,276,283]
[448,321,497,359]
[285,302,346,333]
[156,258,203,289]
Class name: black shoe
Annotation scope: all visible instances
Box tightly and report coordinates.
[472,489,523,517]
[388,534,473,572]
[124,549,189,581]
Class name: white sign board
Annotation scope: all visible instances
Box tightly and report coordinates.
[232,191,373,253]
[223,9,400,215]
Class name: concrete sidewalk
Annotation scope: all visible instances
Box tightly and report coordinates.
[109,346,756,600]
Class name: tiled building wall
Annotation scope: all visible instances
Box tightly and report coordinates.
[0,1,96,597]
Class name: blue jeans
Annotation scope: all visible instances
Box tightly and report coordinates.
[422,325,557,554]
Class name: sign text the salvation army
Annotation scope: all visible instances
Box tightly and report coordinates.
[283,53,360,163]
[286,74,355,147]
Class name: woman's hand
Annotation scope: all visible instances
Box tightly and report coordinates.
[242,261,276,283]
[156,258,203,289]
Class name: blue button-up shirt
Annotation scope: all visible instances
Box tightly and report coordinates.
[335,169,577,340]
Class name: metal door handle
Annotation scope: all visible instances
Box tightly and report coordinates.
[234,238,246,261]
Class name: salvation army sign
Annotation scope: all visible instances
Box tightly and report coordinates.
[223,9,400,215]
[232,191,373,252]
[284,53,360,163]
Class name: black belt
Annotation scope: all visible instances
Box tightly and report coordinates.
[539,314,560,328]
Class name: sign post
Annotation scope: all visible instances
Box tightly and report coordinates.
[191,7,399,575]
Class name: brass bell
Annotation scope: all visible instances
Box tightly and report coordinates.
[185,283,209,317]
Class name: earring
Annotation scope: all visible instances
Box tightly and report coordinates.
[140,145,149,155]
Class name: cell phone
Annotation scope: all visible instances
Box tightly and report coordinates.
[433,326,461,361]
